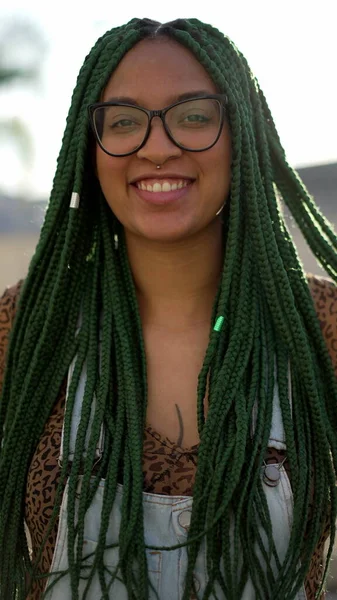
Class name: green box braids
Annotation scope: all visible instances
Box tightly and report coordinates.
[1,17,337,600]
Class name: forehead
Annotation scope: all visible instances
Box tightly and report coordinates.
[102,38,217,106]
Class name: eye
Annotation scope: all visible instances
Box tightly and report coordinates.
[111,118,139,128]
[102,108,145,131]
[177,112,212,128]
[173,106,214,127]
[183,114,210,123]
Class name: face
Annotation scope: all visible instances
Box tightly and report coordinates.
[95,38,231,244]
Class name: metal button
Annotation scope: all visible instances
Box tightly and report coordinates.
[263,464,281,487]
[178,509,192,531]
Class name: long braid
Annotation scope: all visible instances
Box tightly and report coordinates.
[1,17,337,600]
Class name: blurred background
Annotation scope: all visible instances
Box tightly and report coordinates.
[0,0,336,595]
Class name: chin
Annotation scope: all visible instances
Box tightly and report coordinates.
[138,229,196,244]
[127,220,201,245]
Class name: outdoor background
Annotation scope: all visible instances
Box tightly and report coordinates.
[1,0,336,594]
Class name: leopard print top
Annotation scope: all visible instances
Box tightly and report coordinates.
[1,275,336,599]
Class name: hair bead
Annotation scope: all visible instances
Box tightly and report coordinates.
[213,316,224,332]
[70,192,80,209]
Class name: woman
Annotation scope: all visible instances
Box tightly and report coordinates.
[0,17,337,600]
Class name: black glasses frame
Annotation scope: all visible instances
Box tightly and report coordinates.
[88,94,228,157]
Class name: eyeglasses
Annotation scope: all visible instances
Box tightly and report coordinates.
[88,94,227,157]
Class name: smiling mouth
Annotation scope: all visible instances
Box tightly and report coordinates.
[135,179,192,192]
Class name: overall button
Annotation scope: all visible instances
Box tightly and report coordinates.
[263,464,282,487]
[178,509,192,531]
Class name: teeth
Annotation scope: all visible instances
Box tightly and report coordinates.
[136,180,190,192]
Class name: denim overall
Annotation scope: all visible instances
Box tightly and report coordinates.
[43,326,307,599]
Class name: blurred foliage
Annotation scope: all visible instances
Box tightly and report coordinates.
[0,19,46,86]
[0,67,36,85]
[0,18,46,163]
[0,117,33,163]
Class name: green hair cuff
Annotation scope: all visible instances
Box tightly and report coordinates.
[213,316,224,332]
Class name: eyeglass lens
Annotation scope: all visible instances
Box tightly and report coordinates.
[93,98,222,155]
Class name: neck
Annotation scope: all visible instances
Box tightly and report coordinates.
[125,221,224,331]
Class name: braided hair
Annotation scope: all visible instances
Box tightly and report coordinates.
[1,17,337,600]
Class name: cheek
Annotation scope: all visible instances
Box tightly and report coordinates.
[95,151,131,222]
[216,127,232,169]
[202,134,232,195]
[96,148,109,184]
[96,148,129,194]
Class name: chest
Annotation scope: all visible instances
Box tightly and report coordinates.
[143,326,210,447]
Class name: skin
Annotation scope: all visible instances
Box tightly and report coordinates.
[175,404,184,447]
[95,38,232,444]
[96,37,232,325]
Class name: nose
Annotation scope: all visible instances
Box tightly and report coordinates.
[136,116,182,164]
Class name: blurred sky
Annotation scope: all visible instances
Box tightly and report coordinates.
[0,0,336,200]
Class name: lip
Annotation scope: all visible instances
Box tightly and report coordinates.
[131,180,194,206]
[129,173,195,185]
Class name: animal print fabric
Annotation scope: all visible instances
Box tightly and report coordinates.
[1,274,336,599]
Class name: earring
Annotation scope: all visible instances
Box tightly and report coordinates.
[114,233,119,250]
[156,165,161,169]
[215,202,225,216]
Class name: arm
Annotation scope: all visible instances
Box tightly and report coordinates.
[0,280,24,397]
[306,274,337,599]
[307,274,337,377]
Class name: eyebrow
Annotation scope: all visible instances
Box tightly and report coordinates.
[104,90,213,106]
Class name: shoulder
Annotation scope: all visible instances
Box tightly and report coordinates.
[0,280,24,389]
[307,274,337,324]
[307,274,337,375]
[0,280,24,326]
